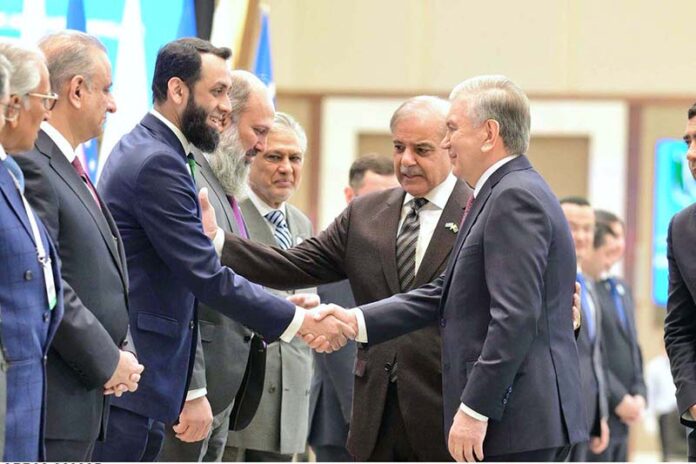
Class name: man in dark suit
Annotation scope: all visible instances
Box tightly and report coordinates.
[201,96,469,461]
[0,41,64,462]
[313,75,587,461]
[561,197,610,462]
[583,211,645,461]
[90,38,352,462]
[664,102,696,460]
[307,153,398,462]
[13,31,143,461]
[159,70,275,462]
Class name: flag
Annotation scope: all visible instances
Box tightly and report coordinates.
[254,6,274,100]
[96,0,148,182]
[66,0,86,32]
[177,0,197,38]
[210,0,249,60]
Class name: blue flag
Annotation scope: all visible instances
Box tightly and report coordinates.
[254,8,274,98]
[177,0,197,38]
[66,0,86,31]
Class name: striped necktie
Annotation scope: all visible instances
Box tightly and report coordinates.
[396,197,428,292]
[265,209,293,249]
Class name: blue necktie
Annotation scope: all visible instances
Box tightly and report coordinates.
[576,273,596,340]
[265,210,293,250]
[2,156,24,193]
[606,277,628,331]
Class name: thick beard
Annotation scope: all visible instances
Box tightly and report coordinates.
[209,127,250,199]
[181,93,220,153]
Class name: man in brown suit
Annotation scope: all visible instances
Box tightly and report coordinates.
[202,96,468,461]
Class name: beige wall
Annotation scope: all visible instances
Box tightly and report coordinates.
[268,0,696,96]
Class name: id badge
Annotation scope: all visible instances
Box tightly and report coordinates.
[41,256,57,310]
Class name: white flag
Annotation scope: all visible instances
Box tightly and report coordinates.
[210,0,249,62]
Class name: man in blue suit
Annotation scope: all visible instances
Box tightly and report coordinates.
[315,75,587,461]
[91,38,351,462]
[0,42,64,462]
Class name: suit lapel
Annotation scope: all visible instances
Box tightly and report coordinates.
[240,199,277,245]
[372,188,403,295]
[414,180,470,286]
[0,163,34,243]
[193,152,240,235]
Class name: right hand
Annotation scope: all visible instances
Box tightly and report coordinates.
[103,350,144,397]
[589,417,610,454]
[615,394,642,424]
[172,395,213,443]
[298,304,357,353]
[198,188,218,241]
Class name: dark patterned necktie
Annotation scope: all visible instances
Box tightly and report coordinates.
[265,209,293,249]
[71,157,101,209]
[396,197,428,292]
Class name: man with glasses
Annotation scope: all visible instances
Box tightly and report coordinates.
[0,41,64,462]
[14,31,143,462]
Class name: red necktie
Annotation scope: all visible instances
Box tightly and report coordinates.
[71,158,101,209]
[459,195,474,228]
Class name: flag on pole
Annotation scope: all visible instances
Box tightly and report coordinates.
[66,0,86,31]
[177,0,197,38]
[253,6,274,100]
[96,0,148,183]
[210,0,249,60]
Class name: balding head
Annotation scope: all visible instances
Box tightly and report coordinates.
[390,96,450,140]
[227,70,274,156]
[39,30,106,95]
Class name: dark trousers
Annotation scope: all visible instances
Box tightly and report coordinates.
[368,381,420,461]
[568,441,590,462]
[45,438,95,461]
[159,402,233,462]
[313,444,353,462]
[92,405,165,462]
[225,447,294,461]
[487,445,570,462]
[586,437,627,462]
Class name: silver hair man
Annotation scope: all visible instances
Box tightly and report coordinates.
[0,41,44,98]
[38,30,106,94]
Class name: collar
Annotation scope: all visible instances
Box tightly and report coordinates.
[247,186,287,218]
[473,154,520,198]
[41,122,77,162]
[0,144,6,161]
[150,109,193,155]
[403,172,457,209]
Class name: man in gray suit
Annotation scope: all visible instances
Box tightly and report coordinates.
[159,70,275,461]
[225,112,315,462]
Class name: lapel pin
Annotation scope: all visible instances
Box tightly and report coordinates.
[445,222,459,234]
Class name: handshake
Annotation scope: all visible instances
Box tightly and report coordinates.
[288,294,358,353]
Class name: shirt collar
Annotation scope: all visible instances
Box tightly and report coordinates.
[246,186,287,218]
[403,172,458,209]
[473,154,520,198]
[41,122,77,163]
[150,109,193,155]
[0,144,7,161]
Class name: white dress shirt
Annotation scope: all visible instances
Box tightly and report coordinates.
[246,187,289,236]
[41,122,77,163]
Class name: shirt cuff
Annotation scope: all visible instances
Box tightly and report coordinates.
[353,308,368,343]
[212,227,224,256]
[186,387,207,401]
[280,306,305,342]
[460,403,489,422]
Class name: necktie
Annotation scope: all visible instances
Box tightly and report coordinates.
[227,195,249,239]
[265,209,293,249]
[2,156,24,193]
[187,153,196,178]
[71,157,101,209]
[459,194,474,228]
[396,197,428,292]
[576,273,596,341]
[605,277,628,331]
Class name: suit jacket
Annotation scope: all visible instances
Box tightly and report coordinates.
[219,180,470,460]
[307,280,357,449]
[358,156,588,456]
[595,277,645,439]
[187,151,254,415]
[0,160,64,461]
[576,277,609,437]
[226,199,314,455]
[664,204,696,425]
[97,113,296,423]
[15,130,132,443]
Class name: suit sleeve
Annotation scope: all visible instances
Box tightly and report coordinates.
[188,327,207,391]
[134,153,295,341]
[664,217,696,423]
[220,203,353,290]
[460,187,551,420]
[625,287,647,399]
[17,153,119,389]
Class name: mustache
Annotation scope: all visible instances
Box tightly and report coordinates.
[400,166,424,177]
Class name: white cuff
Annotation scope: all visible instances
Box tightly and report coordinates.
[353,308,368,343]
[212,227,224,256]
[280,306,305,342]
[186,387,207,401]
[460,403,488,422]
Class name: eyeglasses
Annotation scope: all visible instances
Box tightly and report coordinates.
[24,91,59,111]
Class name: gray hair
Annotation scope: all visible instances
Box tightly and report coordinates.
[389,96,450,139]
[0,40,45,96]
[273,111,307,154]
[38,30,106,95]
[228,70,271,122]
[449,75,530,155]
[0,54,13,98]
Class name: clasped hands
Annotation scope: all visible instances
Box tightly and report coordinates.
[287,294,358,353]
[103,350,144,397]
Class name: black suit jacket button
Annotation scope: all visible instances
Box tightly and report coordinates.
[24,270,33,281]
[440,318,447,327]
[269,385,277,394]
[43,312,50,322]
[189,320,195,329]
[384,362,392,372]
[243,335,252,343]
